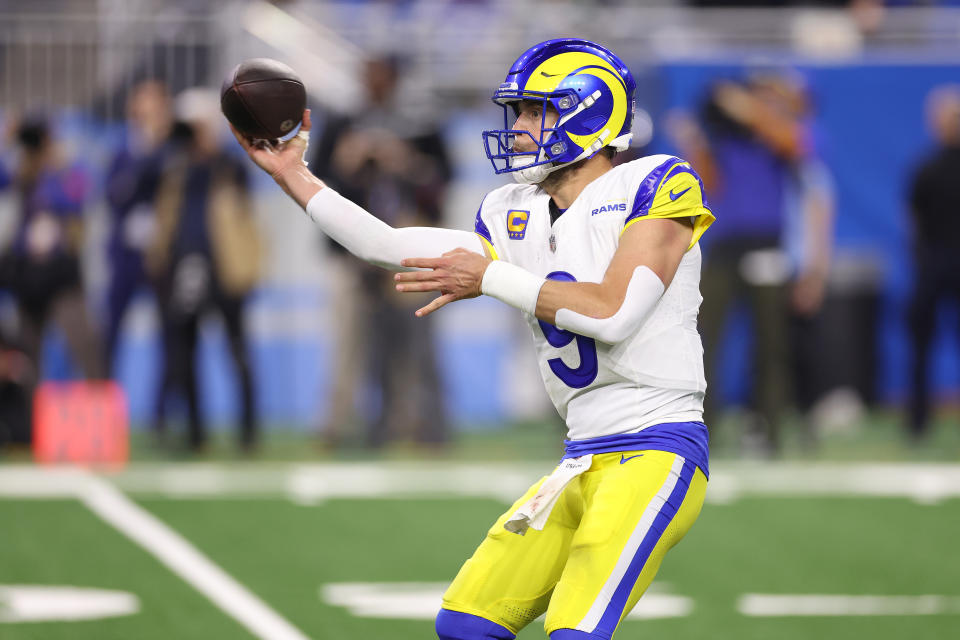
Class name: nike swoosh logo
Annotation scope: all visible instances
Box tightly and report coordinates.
[620,454,644,464]
[669,186,692,201]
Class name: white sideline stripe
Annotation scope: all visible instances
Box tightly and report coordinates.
[738,594,960,617]
[576,456,686,632]
[704,462,960,505]
[3,469,311,640]
[0,467,92,497]
[2,462,960,504]
[285,463,538,504]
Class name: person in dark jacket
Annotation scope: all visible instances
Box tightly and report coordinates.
[906,84,960,440]
[309,56,452,450]
[148,89,262,452]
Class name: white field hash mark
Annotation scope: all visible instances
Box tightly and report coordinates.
[0,586,139,622]
[0,467,310,640]
[738,594,960,617]
[320,582,693,621]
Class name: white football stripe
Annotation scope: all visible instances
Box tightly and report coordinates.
[0,585,139,622]
[738,594,960,617]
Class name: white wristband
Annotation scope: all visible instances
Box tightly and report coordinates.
[480,260,546,315]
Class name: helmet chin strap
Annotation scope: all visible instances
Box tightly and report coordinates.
[511,130,612,185]
[513,161,554,185]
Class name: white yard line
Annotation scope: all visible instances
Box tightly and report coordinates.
[2,462,960,504]
[738,594,960,617]
[0,468,311,640]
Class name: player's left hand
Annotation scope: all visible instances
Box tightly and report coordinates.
[395,248,492,317]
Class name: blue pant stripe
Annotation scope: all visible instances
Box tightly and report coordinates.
[593,459,696,636]
[435,608,516,640]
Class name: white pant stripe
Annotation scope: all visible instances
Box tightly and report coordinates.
[575,455,686,633]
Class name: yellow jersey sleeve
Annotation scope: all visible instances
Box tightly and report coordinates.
[621,159,715,249]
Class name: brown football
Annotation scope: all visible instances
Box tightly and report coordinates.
[220,58,306,142]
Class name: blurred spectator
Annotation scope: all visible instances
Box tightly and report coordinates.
[309,55,451,450]
[0,153,9,190]
[760,75,837,445]
[670,72,832,454]
[103,80,173,374]
[0,330,33,448]
[0,115,105,415]
[905,84,960,441]
[146,89,261,452]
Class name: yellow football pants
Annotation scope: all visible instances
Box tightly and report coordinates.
[441,450,707,638]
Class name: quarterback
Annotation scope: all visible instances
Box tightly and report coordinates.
[231,38,713,640]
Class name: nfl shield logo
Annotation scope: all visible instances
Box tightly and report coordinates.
[549,234,557,252]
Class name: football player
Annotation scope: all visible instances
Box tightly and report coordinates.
[231,38,713,640]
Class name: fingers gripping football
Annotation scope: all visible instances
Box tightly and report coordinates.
[229,109,312,180]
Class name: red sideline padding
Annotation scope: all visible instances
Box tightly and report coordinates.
[33,381,129,468]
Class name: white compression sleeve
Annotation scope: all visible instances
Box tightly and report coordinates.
[305,187,484,270]
[554,265,665,344]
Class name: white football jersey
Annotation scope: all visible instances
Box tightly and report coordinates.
[475,155,715,441]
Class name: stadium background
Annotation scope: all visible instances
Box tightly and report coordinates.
[1,1,959,639]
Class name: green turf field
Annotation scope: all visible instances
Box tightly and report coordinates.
[2,452,959,639]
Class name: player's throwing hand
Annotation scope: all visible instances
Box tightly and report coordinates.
[229,108,312,182]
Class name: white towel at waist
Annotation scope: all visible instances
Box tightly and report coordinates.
[504,454,593,536]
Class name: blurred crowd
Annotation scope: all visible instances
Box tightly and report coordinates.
[0,81,262,453]
[0,53,455,455]
[669,74,960,454]
[0,57,958,458]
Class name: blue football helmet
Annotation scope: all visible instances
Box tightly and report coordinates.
[482,38,637,184]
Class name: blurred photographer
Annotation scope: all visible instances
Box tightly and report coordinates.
[0,115,104,398]
[309,56,452,450]
[147,89,261,452]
